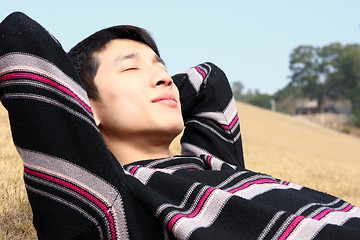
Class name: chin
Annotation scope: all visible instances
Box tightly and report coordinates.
[150,111,184,136]
[167,121,184,135]
[159,121,184,139]
[161,112,183,130]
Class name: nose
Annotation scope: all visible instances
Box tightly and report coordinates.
[155,78,173,87]
[152,68,173,88]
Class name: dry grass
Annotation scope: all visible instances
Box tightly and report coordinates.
[1,101,360,238]
[236,102,360,206]
[0,106,36,239]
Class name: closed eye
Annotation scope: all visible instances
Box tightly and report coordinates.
[123,67,138,72]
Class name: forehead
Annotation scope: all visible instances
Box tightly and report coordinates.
[96,39,155,60]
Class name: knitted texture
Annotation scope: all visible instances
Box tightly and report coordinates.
[1,12,360,240]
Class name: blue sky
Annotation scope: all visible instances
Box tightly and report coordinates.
[1,0,360,94]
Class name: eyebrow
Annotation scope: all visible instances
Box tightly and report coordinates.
[115,52,138,62]
[114,52,166,67]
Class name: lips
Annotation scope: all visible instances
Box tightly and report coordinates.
[151,93,178,106]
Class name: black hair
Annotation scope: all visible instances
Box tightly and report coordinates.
[68,25,160,100]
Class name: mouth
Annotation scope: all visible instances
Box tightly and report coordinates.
[151,94,178,106]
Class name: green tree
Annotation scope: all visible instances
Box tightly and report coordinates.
[248,93,273,110]
[289,45,325,110]
[318,43,343,99]
[231,81,256,103]
[326,44,360,125]
[231,81,244,102]
[274,83,304,114]
[288,43,360,125]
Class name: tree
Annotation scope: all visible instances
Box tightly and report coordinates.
[289,45,325,110]
[231,81,256,103]
[288,43,360,126]
[274,83,304,114]
[248,94,273,110]
[326,44,360,125]
[318,43,343,99]
[231,81,244,102]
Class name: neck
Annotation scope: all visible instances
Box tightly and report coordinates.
[102,135,173,165]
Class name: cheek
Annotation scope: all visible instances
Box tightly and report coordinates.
[105,84,148,120]
[104,80,140,103]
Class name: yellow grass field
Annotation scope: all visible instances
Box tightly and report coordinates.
[1,102,360,239]
[0,106,36,239]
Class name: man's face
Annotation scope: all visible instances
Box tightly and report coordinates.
[90,39,184,143]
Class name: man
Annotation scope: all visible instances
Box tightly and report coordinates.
[71,38,185,165]
[67,25,244,167]
[1,12,359,239]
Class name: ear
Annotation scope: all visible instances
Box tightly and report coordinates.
[93,113,101,127]
[90,100,101,127]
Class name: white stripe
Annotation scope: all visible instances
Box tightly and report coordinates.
[25,184,105,240]
[0,53,90,106]
[166,186,209,226]
[224,98,239,122]
[234,183,290,200]
[185,119,241,143]
[215,171,248,189]
[287,182,303,190]
[181,143,212,157]
[0,80,93,118]
[143,156,204,168]
[210,155,237,170]
[223,175,269,192]
[272,215,297,240]
[181,144,238,170]
[258,211,286,240]
[172,189,232,240]
[307,201,348,219]
[317,206,360,225]
[287,217,325,240]
[132,167,156,184]
[3,93,98,130]
[164,163,204,171]
[294,199,340,217]
[25,173,105,218]
[156,183,201,217]
[17,147,129,239]
[132,167,176,185]
[228,178,303,200]
[178,68,203,93]
[195,98,238,126]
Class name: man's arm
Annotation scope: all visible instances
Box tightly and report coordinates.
[0,12,128,239]
[172,62,245,168]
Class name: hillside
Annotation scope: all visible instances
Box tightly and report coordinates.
[1,102,360,238]
[236,101,360,205]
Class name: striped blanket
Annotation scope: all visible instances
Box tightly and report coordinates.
[1,12,359,239]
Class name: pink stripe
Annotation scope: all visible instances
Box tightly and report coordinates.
[313,209,332,220]
[24,167,117,239]
[206,155,212,169]
[229,178,278,194]
[168,187,215,231]
[342,204,354,212]
[282,181,289,186]
[129,166,141,175]
[221,115,239,130]
[0,72,92,113]
[194,66,206,79]
[279,216,304,240]
[313,204,354,220]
